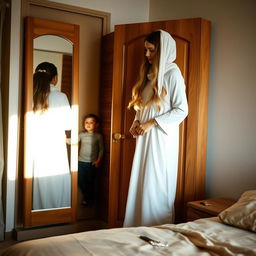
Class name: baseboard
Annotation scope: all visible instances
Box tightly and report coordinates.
[4,231,14,241]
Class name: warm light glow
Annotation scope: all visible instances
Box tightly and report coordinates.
[24,104,79,177]
[32,206,71,212]
[5,115,18,181]
[24,102,79,211]
[27,105,73,178]
[7,114,19,181]
[24,111,34,179]
[70,104,78,173]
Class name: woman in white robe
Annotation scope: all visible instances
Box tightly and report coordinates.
[32,62,72,210]
[124,30,188,227]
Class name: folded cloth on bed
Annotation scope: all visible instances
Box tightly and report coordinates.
[219,190,256,232]
[161,218,256,256]
[2,218,256,256]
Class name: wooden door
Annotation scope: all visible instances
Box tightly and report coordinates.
[99,18,211,227]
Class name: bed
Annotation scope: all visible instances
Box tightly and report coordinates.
[2,190,256,256]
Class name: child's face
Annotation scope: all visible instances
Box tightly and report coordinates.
[84,117,97,133]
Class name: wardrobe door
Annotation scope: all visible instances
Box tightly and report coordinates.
[100,18,211,227]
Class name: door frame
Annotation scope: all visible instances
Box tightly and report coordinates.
[23,0,110,35]
[17,0,110,229]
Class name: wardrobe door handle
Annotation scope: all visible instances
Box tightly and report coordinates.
[113,133,125,142]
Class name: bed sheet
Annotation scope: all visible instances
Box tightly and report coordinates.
[2,217,256,256]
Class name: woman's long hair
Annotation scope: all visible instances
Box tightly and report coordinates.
[128,31,166,111]
[33,62,57,112]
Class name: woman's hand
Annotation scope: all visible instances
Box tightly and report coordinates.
[129,120,140,137]
[135,119,156,136]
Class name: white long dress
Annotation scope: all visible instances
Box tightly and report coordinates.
[32,85,72,210]
[123,30,188,227]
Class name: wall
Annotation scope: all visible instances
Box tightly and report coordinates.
[49,0,150,31]
[149,0,256,199]
[1,0,12,241]
[4,0,22,234]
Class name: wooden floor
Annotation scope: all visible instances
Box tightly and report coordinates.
[0,240,19,254]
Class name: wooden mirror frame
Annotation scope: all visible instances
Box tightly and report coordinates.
[23,16,79,227]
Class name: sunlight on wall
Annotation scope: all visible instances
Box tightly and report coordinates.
[5,0,21,233]
[7,117,19,181]
[70,104,78,172]
[6,113,19,232]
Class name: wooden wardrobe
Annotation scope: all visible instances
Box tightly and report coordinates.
[98,18,211,227]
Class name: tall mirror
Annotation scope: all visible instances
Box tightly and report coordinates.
[32,35,73,211]
[23,17,79,227]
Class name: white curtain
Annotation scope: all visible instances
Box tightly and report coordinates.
[0,0,8,241]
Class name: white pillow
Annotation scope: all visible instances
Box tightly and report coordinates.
[218,190,256,232]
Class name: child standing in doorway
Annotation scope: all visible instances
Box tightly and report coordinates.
[78,114,104,206]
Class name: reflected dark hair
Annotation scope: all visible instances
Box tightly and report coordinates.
[33,62,57,112]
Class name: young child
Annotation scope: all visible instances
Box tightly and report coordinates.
[78,114,104,206]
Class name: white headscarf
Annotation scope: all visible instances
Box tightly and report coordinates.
[157,30,178,96]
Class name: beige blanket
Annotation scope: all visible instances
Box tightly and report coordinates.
[2,218,256,256]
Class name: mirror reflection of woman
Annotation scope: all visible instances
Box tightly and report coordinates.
[32,62,72,210]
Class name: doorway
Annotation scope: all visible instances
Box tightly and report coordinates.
[21,0,110,224]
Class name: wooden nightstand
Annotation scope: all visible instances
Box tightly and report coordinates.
[187,198,236,221]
